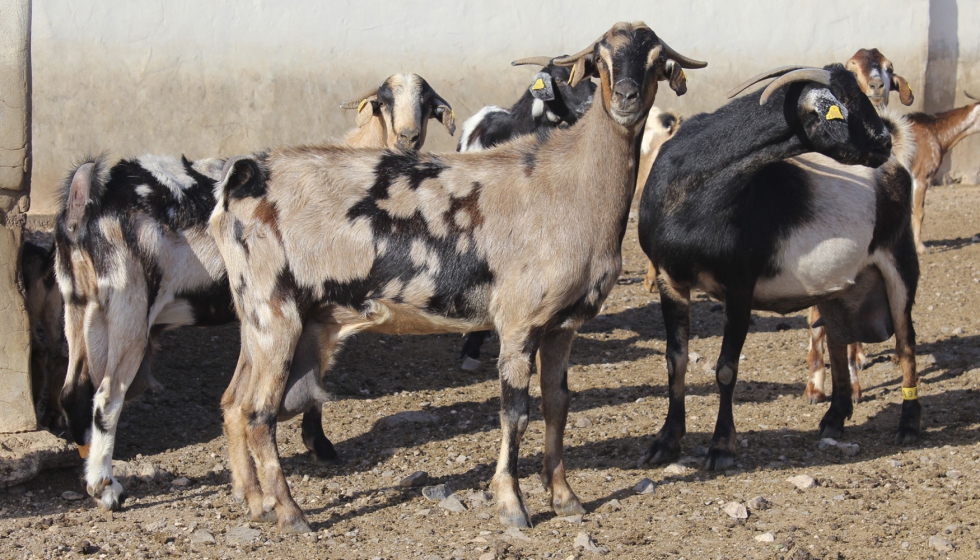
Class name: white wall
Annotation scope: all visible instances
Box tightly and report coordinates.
[29,0,978,214]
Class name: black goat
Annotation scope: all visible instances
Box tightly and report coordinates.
[638,64,919,471]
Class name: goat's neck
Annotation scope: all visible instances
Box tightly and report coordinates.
[344,117,388,148]
[933,103,980,154]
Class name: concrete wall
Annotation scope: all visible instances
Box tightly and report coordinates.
[27,0,978,215]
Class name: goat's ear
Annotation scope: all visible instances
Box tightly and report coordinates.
[431,95,456,136]
[529,72,556,101]
[891,74,914,106]
[354,97,380,127]
[664,60,688,96]
[220,156,265,201]
[567,55,597,88]
[65,163,94,234]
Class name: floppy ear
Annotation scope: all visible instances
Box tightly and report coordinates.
[65,163,94,234]
[220,156,265,201]
[567,55,598,88]
[891,74,914,106]
[430,94,456,136]
[664,60,688,96]
[354,97,380,127]
[528,72,556,101]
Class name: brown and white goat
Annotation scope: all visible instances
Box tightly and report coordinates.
[341,73,456,150]
[209,22,705,533]
[55,75,455,513]
[803,48,915,405]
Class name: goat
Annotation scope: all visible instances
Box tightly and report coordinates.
[55,74,455,512]
[638,64,918,472]
[342,73,456,150]
[208,22,705,532]
[21,234,68,429]
[804,48,915,405]
[456,58,596,152]
[455,59,597,371]
[636,106,682,293]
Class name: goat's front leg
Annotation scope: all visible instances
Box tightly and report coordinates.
[705,289,753,471]
[847,342,866,403]
[491,330,537,528]
[818,335,853,439]
[804,306,828,404]
[911,175,928,254]
[536,328,584,518]
[643,281,690,466]
[882,248,920,444]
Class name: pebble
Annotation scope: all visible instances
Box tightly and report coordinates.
[838,443,860,457]
[818,438,838,450]
[929,535,954,553]
[754,532,775,542]
[461,357,482,372]
[171,477,190,487]
[558,514,584,524]
[422,484,453,502]
[888,459,903,468]
[455,454,468,463]
[787,475,817,490]
[574,417,593,428]
[439,495,467,513]
[747,496,771,511]
[634,478,656,494]
[398,471,429,488]
[722,502,748,519]
[504,526,532,542]
[688,352,701,364]
[664,463,688,476]
[479,553,495,560]
[599,499,622,512]
[574,531,609,555]
[61,491,84,501]
[952,326,965,335]
[465,490,493,507]
[190,529,216,544]
[226,525,261,545]
[946,469,962,480]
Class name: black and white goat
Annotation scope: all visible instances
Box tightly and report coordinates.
[54,74,456,512]
[638,64,919,471]
[208,22,704,532]
[455,58,597,370]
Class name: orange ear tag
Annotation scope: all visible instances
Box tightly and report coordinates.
[825,105,844,121]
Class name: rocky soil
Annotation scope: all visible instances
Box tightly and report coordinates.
[3,184,979,559]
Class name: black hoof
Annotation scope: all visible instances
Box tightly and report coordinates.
[818,422,843,440]
[896,399,922,445]
[704,449,735,471]
[641,439,681,467]
[312,437,340,464]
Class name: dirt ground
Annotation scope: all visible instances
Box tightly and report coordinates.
[3,184,980,560]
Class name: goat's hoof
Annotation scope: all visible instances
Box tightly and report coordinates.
[310,440,341,465]
[851,385,863,404]
[252,509,278,524]
[553,498,585,517]
[280,518,313,534]
[915,244,928,255]
[804,389,826,404]
[499,510,532,528]
[91,479,126,512]
[894,429,918,446]
[818,424,843,440]
[460,357,482,372]
[641,441,680,466]
[704,450,735,471]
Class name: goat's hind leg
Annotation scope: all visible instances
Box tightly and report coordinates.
[881,248,920,444]
[804,306,828,404]
[222,353,270,522]
[286,321,340,464]
[817,335,853,439]
[643,281,691,466]
[537,328,584,517]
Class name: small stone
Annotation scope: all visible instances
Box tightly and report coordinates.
[504,526,532,542]
[901,541,911,549]
[461,357,482,372]
[422,484,452,502]
[574,417,593,429]
[61,491,84,501]
[574,531,609,554]
[455,454,468,463]
[479,553,496,560]
[415,508,431,516]
[688,352,701,364]
[112,460,138,484]
[171,477,190,487]
[838,443,860,457]
[465,490,493,507]
[818,438,838,450]
[381,470,394,478]
[944,523,959,534]
[929,535,953,553]
[190,529,216,544]
[137,462,167,482]
[439,495,467,513]
[755,532,775,542]
[226,525,261,545]
[664,463,688,475]
[787,475,816,490]
[599,499,622,512]
[212,463,225,474]
[747,496,770,511]
[952,327,965,335]
[399,471,429,487]
[946,469,962,480]
[887,459,903,468]
[558,514,584,524]
[722,501,748,519]
[634,478,656,494]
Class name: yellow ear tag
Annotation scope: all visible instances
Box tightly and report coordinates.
[357,99,368,112]
[532,78,546,90]
[568,65,576,84]
[908,84,913,95]
[826,105,845,121]
[901,386,918,400]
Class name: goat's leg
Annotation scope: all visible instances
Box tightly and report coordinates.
[881,249,920,444]
[804,306,828,404]
[643,261,659,293]
[490,330,537,528]
[705,290,753,471]
[536,327,583,517]
[301,407,339,463]
[459,330,490,371]
[287,321,339,464]
[818,336,853,439]
[60,300,95,455]
[911,175,928,254]
[222,352,269,522]
[643,281,690,465]
[847,343,865,403]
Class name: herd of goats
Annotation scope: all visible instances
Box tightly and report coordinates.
[18,21,980,533]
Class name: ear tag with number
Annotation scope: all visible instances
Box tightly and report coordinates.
[825,105,845,121]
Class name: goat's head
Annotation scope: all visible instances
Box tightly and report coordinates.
[341,73,456,150]
[511,57,597,126]
[845,48,914,107]
[730,64,893,168]
[525,22,704,128]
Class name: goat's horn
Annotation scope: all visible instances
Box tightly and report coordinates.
[660,39,707,69]
[553,40,599,67]
[727,66,808,99]
[965,91,979,102]
[340,88,379,109]
[760,68,833,105]
[511,56,554,67]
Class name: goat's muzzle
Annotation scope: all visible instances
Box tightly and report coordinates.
[396,129,421,151]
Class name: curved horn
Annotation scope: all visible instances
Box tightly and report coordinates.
[511,56,554,67]
[340,87,379,109]
[760,68,833,105]
[727,65,808,99]
[660,38,707,69]
[553,39,600,67]
[966,91,979,102]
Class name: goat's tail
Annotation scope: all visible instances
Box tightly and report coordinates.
[56,156,107,246]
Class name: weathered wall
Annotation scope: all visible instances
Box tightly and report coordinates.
[27,0,978,215]
[0,0,35,434]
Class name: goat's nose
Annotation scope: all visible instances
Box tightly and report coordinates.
[868,78,885,93]
[397,129,420,149]
[613,80,639,102]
